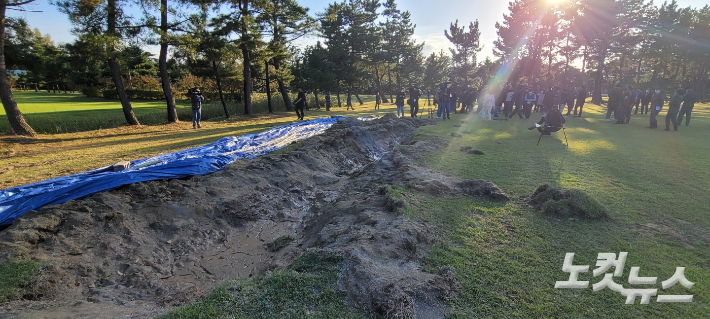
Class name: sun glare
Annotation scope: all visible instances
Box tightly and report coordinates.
[547,0,565,4]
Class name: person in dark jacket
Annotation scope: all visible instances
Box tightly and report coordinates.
[607,84,624,123]
[640,89,653,115]
[623,86,634,124]
[565,88,575,116]
[395,88,406,118]
[503,87,515,117]
[188,87,203,129]
[633,90,642,114]
[542,87,555,113]
[508,86,526,119]
[409,87,421,118]
[648,89,665,129]
[528,108,566,136]
[665,88,686,131]
[677,88,699,126]
[560,89,569,114]
[573,87,587,117]
[375,92,381,110]
[494,87,506,117]
[293,88,307,120]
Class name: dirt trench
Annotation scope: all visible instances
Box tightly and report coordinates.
[0,114,507,318]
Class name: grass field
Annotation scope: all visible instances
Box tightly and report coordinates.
[1,94,709,318]
[0,92,377,134]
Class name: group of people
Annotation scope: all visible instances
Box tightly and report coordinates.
[284,84,699,132]
[605,84,698,131]
[476,85,588,122]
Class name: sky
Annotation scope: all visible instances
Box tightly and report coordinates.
[8,0,709,61]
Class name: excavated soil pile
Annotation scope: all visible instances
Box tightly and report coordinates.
[0,114,508,318]
[529,184,607,219]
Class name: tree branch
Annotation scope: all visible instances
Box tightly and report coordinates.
[7,7,41,12]
[7,0,37,7]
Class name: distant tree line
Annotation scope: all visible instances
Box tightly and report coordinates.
[0,0,707,136]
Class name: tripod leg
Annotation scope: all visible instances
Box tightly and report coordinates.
[537,132,543,146]
[563,128,569,148]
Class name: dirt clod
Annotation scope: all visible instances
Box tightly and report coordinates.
[529,184,607,219]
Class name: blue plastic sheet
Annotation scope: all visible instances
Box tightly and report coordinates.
[0,117,344,226]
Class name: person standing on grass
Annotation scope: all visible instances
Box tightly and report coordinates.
[189,87,203,129]
[494,86,506,117]
[648,89,665,129]
[294,88,306,120]
[608,84,624,123]
[677,88,698,126]
[482,88,495,121]
[573,86,587,117]
[542,87,555,114]
[409,86,421,118]
[395,88,406,118]
[624,86,636,123]
[633,89,642,114]
[560,88,569,115]
[508,86,525,119]
[523,89,536,120]
[375,92,381,110]
[503,87,515,117]
[640,88,653,115]
[536,89,545,113]
[565,88,575,116]
[664,88,685,131]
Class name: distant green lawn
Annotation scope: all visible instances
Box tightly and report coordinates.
[0,92,194,133]
[0,92,380,134]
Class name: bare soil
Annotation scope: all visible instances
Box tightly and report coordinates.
[0,115,507,318]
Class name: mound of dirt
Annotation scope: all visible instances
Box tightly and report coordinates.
[0,114,506,318]
[529,184,607,219]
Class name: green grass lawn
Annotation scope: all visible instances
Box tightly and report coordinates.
[1,95,709,318]
[0,92,383,134]
[403,103,710,317]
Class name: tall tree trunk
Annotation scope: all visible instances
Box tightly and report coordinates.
[240,0,252,115]
[0,3,35,136]
[651,61,660,88]
[265,60,273,113]
[107,0,139,125]
[592,46,608,105]
[34,83,38,92]
[355,94,363,105]
[213,60,229,118]
[619,52,625,86]
[272,60,293,111]
[387,66,393,101]
[159,0,177,122]
[336,91,341,107]
[313,90,320,109]
[563,35,570,84]
[636,58,642,84]
[325,91,331,111]
[374,67,388,103]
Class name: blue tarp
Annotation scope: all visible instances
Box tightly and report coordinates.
[0,117,345,226]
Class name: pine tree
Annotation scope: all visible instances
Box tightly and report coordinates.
[0,0,38,136]
[445,19,481,85]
